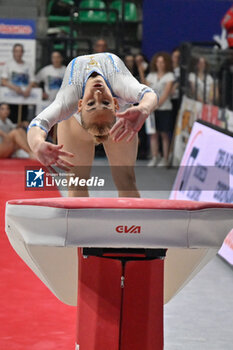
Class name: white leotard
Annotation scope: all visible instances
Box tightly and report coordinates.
[28,53,157,134]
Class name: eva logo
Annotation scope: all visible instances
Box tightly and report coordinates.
[115,225,141,234]
[26,168,45,188]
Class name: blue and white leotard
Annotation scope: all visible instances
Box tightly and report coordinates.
[28,53,158,135]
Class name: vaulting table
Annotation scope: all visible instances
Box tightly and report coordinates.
[5,197,233,350]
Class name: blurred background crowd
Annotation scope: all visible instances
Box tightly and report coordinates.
[0,0,233,164]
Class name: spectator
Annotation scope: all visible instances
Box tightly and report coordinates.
[139,52,174,167]
[171,47,181,135]
[0,103,33,158]
[123,53,136,75]
[135,53,149,80]
[93,39,108,53]
[126,53,149,159]
[188,56,216,104]
[36,51,66,102]
[221,5,233,49]
[1,43,36,123]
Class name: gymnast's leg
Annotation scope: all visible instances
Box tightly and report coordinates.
[103,134,140,198]
[57,116,95,197]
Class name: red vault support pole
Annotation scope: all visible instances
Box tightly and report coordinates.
[121,259,164,350]
[76,249,164,350]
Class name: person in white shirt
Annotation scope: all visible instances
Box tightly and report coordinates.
[139,52,174,167]
[1,43,36,123]
[0,103,33,158]
[188,56,217,104]
[27,53,158,197]
[1,43,35,97]
[36,51,66,102]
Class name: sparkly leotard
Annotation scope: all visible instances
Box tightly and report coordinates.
[28,53,157,134]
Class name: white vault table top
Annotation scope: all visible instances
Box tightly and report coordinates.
[5,197,233,305]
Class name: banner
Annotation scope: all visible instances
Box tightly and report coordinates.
[0,18,36,39]
[170,120,233,265]
[0,18,36,77]
[201,104,226,129]
[172,96,203,166]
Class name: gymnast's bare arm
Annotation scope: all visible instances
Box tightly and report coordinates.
[27,126,74,171]
[110,91,158,142]
[27,77,78,171]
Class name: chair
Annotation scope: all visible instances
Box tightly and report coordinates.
[79,0,108,23]
[109,1,138,22]
[47,0,75,25]
[51,25,78,51]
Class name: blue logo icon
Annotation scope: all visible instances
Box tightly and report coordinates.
[26,168,45,188]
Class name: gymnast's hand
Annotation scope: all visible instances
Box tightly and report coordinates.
[109,105,149,142]
[34,141,75,172]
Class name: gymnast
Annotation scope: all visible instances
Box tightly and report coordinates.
[27,53,158,197]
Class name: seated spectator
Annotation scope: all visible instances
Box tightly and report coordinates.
[93,39,108,53]
[0,103,33,159]
[188,56,217,104]
[1,43,36,123]
[36,51,66,102]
